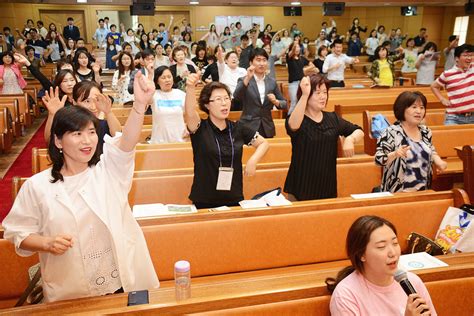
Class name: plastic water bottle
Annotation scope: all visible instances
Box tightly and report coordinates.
[174,260,191,300]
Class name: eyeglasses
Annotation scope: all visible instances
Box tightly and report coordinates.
[209,97,231,104]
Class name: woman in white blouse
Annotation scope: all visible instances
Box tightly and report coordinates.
[112,52,135,105]
[2,71,159,303]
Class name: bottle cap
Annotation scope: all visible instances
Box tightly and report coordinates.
[174,260,190,273]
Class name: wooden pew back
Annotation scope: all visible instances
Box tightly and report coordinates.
[0,106,13,153]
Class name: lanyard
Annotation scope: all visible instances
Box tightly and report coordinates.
[214,124,234,169]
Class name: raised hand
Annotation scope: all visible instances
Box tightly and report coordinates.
[216,45,224,62]
[186,71,201,88]
[42,86,67,115]
[247,64,256,76]
[95,93,112,115]
[299,76,311,96]
[92,62,101,73]
[46,234,73,255]
[13,52,30,66]
[133,71,155,113]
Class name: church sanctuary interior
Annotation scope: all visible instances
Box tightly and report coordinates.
[0,0,473,314]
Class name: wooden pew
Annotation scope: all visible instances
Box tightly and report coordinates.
[0,190,470,310]
[2,258,473,315]
[18,155,381,205]
[0,100,21,137]
[0,107,13,153]
[457,145,474,202]
[0,94,31,130]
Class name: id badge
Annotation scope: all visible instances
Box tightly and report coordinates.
[216,167,234,191]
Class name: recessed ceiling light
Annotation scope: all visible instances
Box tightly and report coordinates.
[291,1,301,5]
[190,1,199,4]
[77,0,87,3]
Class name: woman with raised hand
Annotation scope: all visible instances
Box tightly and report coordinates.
[3,71,159,303]
[72,48,102,85]
[184,72,269,209]
[375,91,447,192]
[284,74,363,201]
[112,51,135,106]
[42,80,122,152]
[150,65,187,144]
[327,215,437,315]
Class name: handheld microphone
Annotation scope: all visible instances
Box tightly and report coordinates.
[394,269,428,313]
[394,269,417,295]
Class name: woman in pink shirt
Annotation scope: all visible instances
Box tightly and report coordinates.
[326,215,436,315]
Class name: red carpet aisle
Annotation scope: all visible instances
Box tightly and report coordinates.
[0,121,46,222]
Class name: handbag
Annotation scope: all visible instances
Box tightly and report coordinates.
[15,263,43,306]
[406,232,446,256]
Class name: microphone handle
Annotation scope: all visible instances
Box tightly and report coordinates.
[400,280,428,313]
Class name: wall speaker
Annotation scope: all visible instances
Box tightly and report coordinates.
[130,3,155,16]
[323,2,345,16]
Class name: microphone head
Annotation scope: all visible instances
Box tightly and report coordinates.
[394,269,408,283]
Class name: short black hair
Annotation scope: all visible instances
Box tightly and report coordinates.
[154,66,172,90]
[240,34,249,41]
[454,43,474,58]
[420,27,427,31]
[98,19,104,23]
[49,106,100,183]
[448,35,457,42]
[333,38,343,46]
[421,42,437,54]
[37,20,44,26]
[3,27,10,32]
[249,47,268,62]
[110,24,117,29]
[142,48,155,59]
[25,45,35,53]
[67,17,74,21]
[393,91,427,121]
[198,82,231,114]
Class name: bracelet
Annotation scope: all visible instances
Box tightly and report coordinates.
[132,106,146,115]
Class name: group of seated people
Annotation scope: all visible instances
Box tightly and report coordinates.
[1,15,473,314]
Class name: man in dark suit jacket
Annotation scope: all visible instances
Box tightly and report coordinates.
[234,48,287,138]
[63,17,80,41]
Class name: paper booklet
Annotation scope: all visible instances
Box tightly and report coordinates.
[398,252,448,271]
[133,203,198,218]
[350,192,393,199]
[239,189,293,209]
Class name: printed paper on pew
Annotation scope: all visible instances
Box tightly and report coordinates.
[350,192,393,199]
[258,189,292,206]
[133,203,197,218]
[398,252,448,271]
[239,200,269,209]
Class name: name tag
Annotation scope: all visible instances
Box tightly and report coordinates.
[216,167,233,191]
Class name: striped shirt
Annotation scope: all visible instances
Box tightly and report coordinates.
[436,64,474,114]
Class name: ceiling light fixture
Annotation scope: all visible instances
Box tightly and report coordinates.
[77,0,87,3]
[291,1,301,5]
[190,1,199,4]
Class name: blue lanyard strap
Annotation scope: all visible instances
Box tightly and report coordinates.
[214,124,234,169]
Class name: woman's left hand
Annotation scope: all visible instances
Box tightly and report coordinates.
[244,159,257,176]
[95,93,112,115]
[342,136,355,157]
[92,62,101,73]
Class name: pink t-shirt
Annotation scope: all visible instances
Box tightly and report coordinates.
[330,271,437,316]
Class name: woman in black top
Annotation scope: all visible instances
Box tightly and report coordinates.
[314,45,328,75]
[286,40,315,114]
[184,73,269,209]
[169,46,196,91]
[285,74,364,201]
[191,46,208,71]
[348,18,367,37]
[72,48,102,85]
